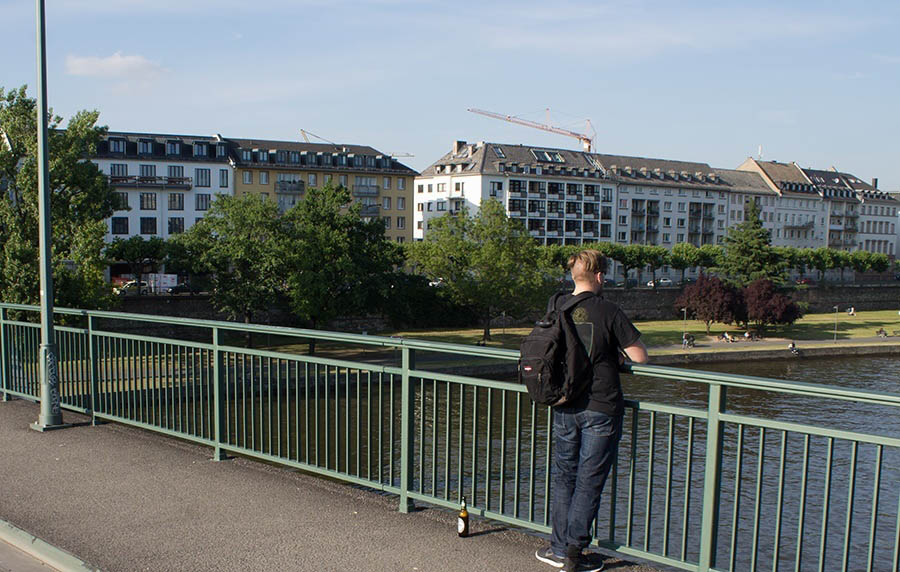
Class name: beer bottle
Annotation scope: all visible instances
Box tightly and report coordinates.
[458,497,469,537]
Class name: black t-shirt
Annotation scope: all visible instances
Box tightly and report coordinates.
[555,292,642,416]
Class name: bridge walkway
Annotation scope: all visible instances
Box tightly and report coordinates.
[0,400,656,572]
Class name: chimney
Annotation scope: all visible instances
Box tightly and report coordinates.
[871,177,878,189]
[453,140,466,154]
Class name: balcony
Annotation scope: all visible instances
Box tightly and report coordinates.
[548,211,565,219]
[275,180,305,193]
[565,212,582,219]
[845,225,858,233]
[359,204,380,216]
[529,230,544,238]
[565,193,582,201]
[583,231,598,238]
[527,191,547,199]
[647,208,660,216]
[528,210,546,218]
[844,211,859,219]
[108,175,192,189]
[631,209,646,216]
[583,212,599,220]
[353,185,380,197]
[784,220,814,230]
[631,223,645,231]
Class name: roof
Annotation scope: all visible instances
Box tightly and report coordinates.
[711,168,776,195]
[225,137,417,174]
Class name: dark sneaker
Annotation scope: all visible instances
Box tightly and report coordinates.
[535,546,565,568]
[563,551,605,572]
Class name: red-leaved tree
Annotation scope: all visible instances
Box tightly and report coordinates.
[742,278,803,332]
[675,275,742,335]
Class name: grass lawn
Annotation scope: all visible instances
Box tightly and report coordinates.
[384,310,900,351]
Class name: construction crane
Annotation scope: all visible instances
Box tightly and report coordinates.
[299,129,340,148]
[388,152,414,158]
[467,108,595,152]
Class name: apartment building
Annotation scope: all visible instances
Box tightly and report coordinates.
[226,138,417,243]
[95,132,233,241]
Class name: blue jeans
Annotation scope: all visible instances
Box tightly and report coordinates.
[550,409,623,556]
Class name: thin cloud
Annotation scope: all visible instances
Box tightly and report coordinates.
[66,52,166,78]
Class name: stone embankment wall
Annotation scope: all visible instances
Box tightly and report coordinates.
[115,284,900,330]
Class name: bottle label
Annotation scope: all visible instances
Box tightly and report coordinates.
[458,517,465,534]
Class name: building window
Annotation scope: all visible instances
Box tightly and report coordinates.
[242,150,252,162]
[243,171,252,185]
[490,181,503,197]
[308,173,317,187]
[418,184,424,194]
[216,144,226,158]
[219,169,229,188]
[139,164,156,178]
[339,175,347,187]
[258,151,268,163]
[324,174,332,185]
[140,192,157,210]
[138,140,152,154]
[428,184,433,193]
[417,203,424,212]
[140,217,157,235]
[109,139,126,153]
[196,193,211,211]
[193,143,207,157]
[618,215,627,225]
[397,216,406,229]
[168,165,184,180]
[617,231,626,241]
[168,193,184,211]
[398,178,406,190]
[663,233,671,242]
[383,216,391,229]
[397,197,406,210]
[455,182,464,192]
[417,221,423,230]
[437,201,447,211]
[111,217,128,235]
[437,183,446,192]
[168,217,185,235]
[195,168,210,187]
[114,192,128,210]
[383,177,391,190]
[260,171,269,185]
[619,198,628,208]
[110,163,128,177]
[382,197,391,210]
[166,141,180,155]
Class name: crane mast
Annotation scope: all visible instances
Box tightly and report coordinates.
[467,108,594,152]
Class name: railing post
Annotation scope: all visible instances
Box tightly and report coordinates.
[399,346,415,513]
[212,327,227,461]
[698,383,727,572]
[0,307,8,402]
[88,315,100,425]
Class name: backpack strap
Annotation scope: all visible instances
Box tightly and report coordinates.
[557,291,595,313]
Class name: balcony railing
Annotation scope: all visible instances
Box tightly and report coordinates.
[108,175,192,189]
[353,185,380,197]
[275,181,305,193]
[359,204,380,216]
[784,220,815,230]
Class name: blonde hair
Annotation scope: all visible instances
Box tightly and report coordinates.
[567,249,608,280]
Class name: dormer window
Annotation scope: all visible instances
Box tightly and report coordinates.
[110,139,126,153]
[166,141,180,155]
[493,146,506,158]
[257,150,268,163]
[366,156,376,168]
[216,144,226,158]
[276,151,287,163]
[289,151,300,164]
[193,143,208,157]
[138,140,152,154]
[241,150,252,162]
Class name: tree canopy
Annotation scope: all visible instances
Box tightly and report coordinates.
[406,199,557,339]
[0,85,116,309]
[720,201,783,285]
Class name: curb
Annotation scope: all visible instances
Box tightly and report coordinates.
[0,519,98,572]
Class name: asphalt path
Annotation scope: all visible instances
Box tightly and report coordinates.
[0,399,659,572]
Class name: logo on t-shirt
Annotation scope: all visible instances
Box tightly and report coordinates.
[571,307,589,324]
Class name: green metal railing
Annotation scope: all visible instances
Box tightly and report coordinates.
[1,303,898,572]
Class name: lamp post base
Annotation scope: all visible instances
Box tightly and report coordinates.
[30,421,71,432]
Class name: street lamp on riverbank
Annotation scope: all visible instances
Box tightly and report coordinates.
[681,307,687,339]
[833,305,838,344]
[31,0,65,431]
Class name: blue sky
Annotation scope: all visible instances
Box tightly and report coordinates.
[3,0,900,189]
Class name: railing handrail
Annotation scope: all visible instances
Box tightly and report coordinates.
[3,302,899,407]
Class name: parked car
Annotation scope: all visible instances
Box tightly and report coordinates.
[114,280,148,296]
[795,277,814,285]
[647,277,673,287]
[616,279,638,288]
[166,283,198,295]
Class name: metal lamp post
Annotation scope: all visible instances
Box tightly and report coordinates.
[681,307,687,339]
[31,0,65,431]
[833,305,838,344]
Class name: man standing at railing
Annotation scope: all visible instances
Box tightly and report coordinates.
[536,250,649,572]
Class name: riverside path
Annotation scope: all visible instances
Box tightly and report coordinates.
[0,399,656,572]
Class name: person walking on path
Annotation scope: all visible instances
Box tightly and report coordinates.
[535,250,649,572]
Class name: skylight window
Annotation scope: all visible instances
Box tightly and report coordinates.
[493,146,505,158]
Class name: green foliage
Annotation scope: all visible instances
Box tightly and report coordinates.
[642,245,669,288]
[281,183,402,330]
[675,274,741,334]
[0,85,116,309]
[669,243,699,283]
[868,253,890,273]
[173,193,283,323]
[612,244,645,288]
[406,199,556,339]
[720,201,784,285]
[696,244,723,274]
[742,278,803,332]
[105,236,167,295]
[808,247,838,281]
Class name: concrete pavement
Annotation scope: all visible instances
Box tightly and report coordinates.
[0,399,659,572]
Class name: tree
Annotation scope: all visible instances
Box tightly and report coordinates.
[0,85,117,309]
[849,250,873,276]
[643,245,669,288]
[833,249,852,282]
[613,244,645,288]
[669,243,699,284]
[720,201,783,285]
[105,236,167,295]
[675,274,741,334]
[406,199,556,340]
[696,244,722,275]
[173,194,283,324]
[742,278,802,332]
[808,247,838,281]
[869,253,890,274]
[281,183,402,337]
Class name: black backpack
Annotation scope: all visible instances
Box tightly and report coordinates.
[518,292,594,407]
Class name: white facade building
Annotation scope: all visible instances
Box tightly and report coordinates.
[95,132,233,241]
